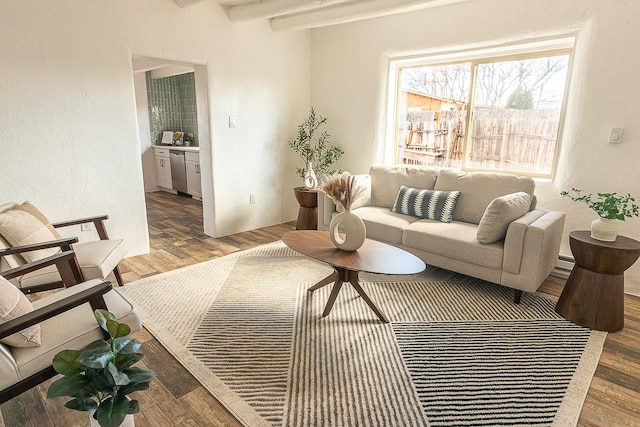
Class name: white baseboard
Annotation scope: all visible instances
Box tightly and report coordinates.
[550,255,575,279]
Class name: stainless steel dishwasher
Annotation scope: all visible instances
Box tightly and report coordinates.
[170,150,188,193]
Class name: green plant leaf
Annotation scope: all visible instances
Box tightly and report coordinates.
[95,395,129,427]
[114,353,145,370]
[77,340,114,369]
[47,374,92,398]
[94,309,116,332]
[123,366,156,383]
[64,397,98,412]
[107,362,131,386]
[127,399,140,414]
[52,350,83,376]
[85,368,115,393]
[113,336,141,355]
[119,380,153,396]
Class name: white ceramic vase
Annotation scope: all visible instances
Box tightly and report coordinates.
[89,409,135,427]
[303,161,318,189]
[590,217,621,242]
[329,209,366,251]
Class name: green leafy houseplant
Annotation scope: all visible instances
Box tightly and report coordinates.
[288,107,344,182]
[561,188,640,220]
[47,309,156,427]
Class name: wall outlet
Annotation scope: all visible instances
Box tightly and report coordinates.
[609,127,624,144]
[250,193,256,204]
[229,116,237,128]
[81,223,92,232]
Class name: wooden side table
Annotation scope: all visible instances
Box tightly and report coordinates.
[555,230,640,332]
[293,187,318,230]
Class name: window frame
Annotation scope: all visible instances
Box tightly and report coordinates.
[386,37,575,178]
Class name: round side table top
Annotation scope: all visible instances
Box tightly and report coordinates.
[282,230,426,275]
[569,230,640,274]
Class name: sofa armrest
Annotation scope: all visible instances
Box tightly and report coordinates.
[317,192,337,231]
[502,209,566,291]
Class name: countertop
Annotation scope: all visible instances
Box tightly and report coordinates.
[153,145,200,153]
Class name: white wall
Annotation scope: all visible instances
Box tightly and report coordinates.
[310,0,640,294]
[0,0,309,256]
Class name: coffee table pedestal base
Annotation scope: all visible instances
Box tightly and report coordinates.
[309,267,389,323]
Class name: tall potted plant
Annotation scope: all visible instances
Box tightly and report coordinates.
[288,107,344,189]
[47,309,156,427]
[561,188,640,241]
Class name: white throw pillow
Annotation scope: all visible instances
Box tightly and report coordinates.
[477,192,532,244]
[0,276,42,347]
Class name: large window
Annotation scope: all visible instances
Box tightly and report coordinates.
[389,40,573,177]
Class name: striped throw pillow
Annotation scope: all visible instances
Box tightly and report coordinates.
[391,186,461,223]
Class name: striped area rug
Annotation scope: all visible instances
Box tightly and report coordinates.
[118,241,606,427]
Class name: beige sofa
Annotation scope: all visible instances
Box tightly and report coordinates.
[318,165,565,303]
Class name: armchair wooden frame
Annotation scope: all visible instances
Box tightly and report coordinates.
[0,251,112,405]
[52,214,124,286]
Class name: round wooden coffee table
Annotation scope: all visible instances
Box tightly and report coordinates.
[282,230,426,322]
[555,230,640,332]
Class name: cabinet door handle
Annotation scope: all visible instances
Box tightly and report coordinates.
[195,164,200,174]
[160,159,164,167]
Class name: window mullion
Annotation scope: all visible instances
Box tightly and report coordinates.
[461,60,479,170]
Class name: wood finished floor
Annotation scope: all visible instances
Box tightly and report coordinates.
[1,190,639,426]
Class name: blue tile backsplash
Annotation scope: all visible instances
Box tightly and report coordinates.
[146,72,199,146]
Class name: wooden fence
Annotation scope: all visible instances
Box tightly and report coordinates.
[397,108,560,174]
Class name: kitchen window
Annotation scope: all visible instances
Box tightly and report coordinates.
[387,38,574,178]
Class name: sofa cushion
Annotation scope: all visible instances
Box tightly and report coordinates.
[391,186,461,223]
[434,169,535,225]
[352,206,420,245]
[0,276,41,348]
[0,203,62,263]
[477,192,533,244]
[403,220,504,269]
[369,165,438,208]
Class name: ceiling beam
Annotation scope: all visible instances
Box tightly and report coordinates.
[270,0,468,32]
[227,0,352,22]
[175,0,207,7]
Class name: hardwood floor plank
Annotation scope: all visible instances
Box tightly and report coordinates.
[140,339,202,399]
[179,387,243,427]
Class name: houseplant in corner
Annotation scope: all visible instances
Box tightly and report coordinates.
[47,309,156,427]
[561,188,640,241]
[288,107,344,189]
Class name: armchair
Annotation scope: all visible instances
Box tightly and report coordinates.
[0,202,127,292]
[0,250,141,404]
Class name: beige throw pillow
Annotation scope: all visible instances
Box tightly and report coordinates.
[0,276,42,347]
[0,202,62,263]
[477,192,532,244]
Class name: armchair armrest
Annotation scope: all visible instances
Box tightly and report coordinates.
[0,281,111,340]
[1,250,84,290]
[53,215,111,240]
[0,237,78,257]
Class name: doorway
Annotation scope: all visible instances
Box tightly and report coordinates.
[131,55,215,238]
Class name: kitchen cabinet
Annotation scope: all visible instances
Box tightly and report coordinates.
[154,148,172,190]
[185,151,202,198]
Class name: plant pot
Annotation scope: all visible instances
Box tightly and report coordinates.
[89,412,135,427]
[329,209,366,251]
[590,218,621,242]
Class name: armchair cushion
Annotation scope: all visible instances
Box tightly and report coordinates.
[0,202,62,263]
[0,277,41,348]
[74,239,126,280]
[2,280,140,391]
